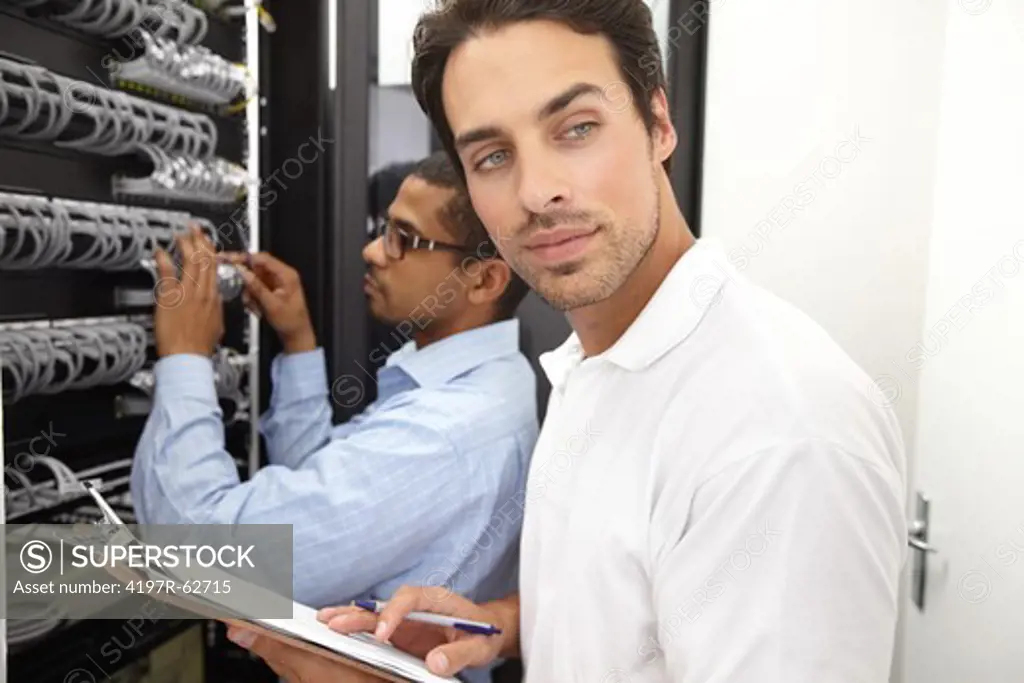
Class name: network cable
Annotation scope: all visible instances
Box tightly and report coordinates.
[0,56,218,158]
[0,319,150,403]
[2,0,207,43]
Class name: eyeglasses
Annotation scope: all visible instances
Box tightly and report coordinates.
[371,216,474,261]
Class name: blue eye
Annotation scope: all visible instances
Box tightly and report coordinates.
[477,150,509,171]
[565,122,596,139]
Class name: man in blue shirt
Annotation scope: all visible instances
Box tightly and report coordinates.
[131,152,538,631]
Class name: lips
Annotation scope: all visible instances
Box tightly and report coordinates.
[525,226,599,265]
[364,274,379,293]
[525,225,598,250]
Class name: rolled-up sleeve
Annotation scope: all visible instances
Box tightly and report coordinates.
[131,355,483,605]
[650,440,906,683]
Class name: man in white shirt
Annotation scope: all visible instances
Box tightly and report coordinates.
[226,1,908,681]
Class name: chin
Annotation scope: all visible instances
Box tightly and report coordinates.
[548,260,586,277]
[367,300,389,324]
[532,267,619,312]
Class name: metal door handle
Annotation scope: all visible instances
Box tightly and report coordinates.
[908,537,938,553]
[910,494,935,610]
[908,519,938,553]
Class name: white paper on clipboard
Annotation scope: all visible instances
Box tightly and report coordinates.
[84,484,458,683]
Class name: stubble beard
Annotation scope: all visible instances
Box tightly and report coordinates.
[519,187,662,312]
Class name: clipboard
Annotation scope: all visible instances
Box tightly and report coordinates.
[84,484,459,683]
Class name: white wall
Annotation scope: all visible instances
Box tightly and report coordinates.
[646,0,672,71]
[700,2,951,681]
[377,0,433,87]
[702,0,948,445]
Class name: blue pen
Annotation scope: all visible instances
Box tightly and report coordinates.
[353,600,503,636]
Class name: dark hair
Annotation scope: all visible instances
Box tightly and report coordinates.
[368,161,419,221]
[411,0,670,181]
[413,151,530,320]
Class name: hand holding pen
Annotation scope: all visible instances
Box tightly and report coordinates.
[351,599,502,636]
[318,586,519,679]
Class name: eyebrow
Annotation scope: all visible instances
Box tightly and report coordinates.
[387,214,422,237]
[453,82,604,152]
[538,82,604,120]
[454,126,504,152]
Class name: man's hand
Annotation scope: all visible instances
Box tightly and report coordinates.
[225,626,387,683]
[153,227,225,358]
[220,252,316,354]
[319,587,521,679]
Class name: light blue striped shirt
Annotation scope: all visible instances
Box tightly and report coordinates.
[132,320,537,643]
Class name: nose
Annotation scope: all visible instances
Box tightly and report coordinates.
[363,236,388,268]
[517,146,571,216]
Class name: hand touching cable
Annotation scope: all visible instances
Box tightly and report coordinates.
[218,251,317,355]
[153,226,225,358]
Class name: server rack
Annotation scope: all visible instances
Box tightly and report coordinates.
[0,1,268,680]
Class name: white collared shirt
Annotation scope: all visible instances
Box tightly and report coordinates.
[519,240,907,683]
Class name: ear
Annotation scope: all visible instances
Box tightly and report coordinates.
[467,258,512,311]
[649,87,678,165]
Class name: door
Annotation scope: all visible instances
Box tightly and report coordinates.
[901,2,1024,682]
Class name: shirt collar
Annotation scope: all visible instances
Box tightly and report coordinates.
[539,239,735,391]
[385,318,522,389]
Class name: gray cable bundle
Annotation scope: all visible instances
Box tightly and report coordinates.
[124,346,249,424]
[0,56,217,157]
[113,143,249,206]
[0,0,208,43]
[212,345,248,403]
[0,191,219,270]
[5,456,134,524]
[6,600,67,649]
[141,0,208,45]
[0,319,149,403]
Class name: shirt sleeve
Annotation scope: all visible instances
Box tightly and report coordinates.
[650,440,906,683]
[131,353,484,606]
[258,349,334,469]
